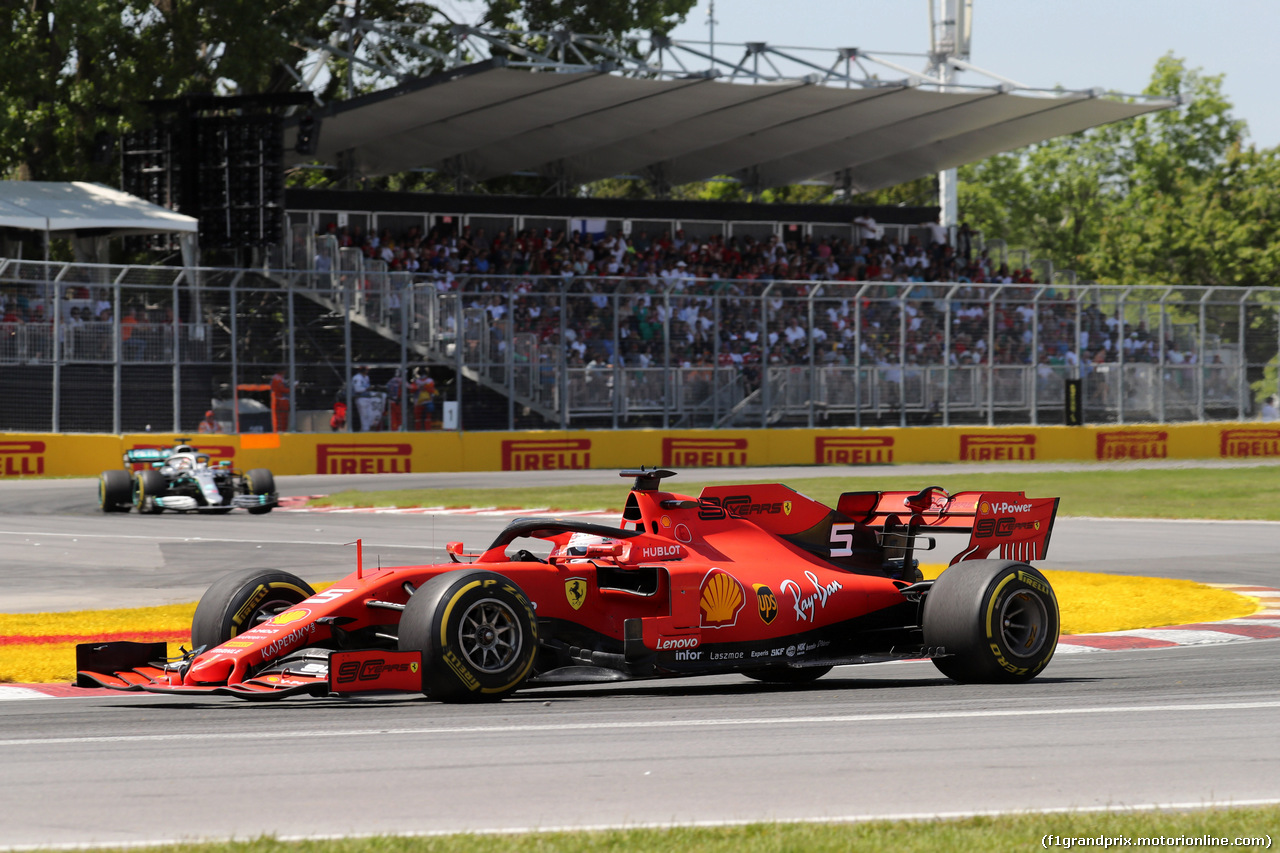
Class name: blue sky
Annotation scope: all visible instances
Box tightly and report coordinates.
[667,0,1279,149]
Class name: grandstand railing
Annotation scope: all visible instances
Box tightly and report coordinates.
[1,256,1277,433]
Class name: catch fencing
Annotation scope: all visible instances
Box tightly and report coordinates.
[1,254,1277,433]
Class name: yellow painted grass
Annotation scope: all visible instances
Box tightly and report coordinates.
[0,576,1258,684]
[919,565,1259,635]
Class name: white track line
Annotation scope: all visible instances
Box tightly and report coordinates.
[2,700,1279,748]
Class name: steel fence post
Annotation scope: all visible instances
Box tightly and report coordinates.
[854,283,866,429]
[456,289,465,432]
[1117,288,1128,425]
[287,283,296,432]
[1238,290,1248,421]
[344,273,353,432]
[112,272,122,434]
[663,280,672,430]
[761,282,774,429]
[507,287,515,431]
[1198,291,1209,422]
[560,278,569,428]
[399,279,408,432]
[230,274,239,435]
[1030,285,1043,425]
[612,282,621,430]
[901,289,911,427]
[986,285,997,427]
[808,284,819,429]
[173,270,182,432]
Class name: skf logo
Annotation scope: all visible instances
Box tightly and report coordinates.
[316,443,412,474]
[754,584,778,625]
[502,439,590,471]
[959,434,1036,461]
[1096,431,1168,460]
[699,569,745,628]
[564,577,587,611]
[1,440,48,476]
[663,437,747,467]
[1220,429,1280,458]
[815,436,894,464]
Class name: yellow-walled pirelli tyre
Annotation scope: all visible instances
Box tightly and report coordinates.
[191,568,316,650]
[99,469,133,512]
[922,559,1059,684]
[398,570,538,703]
[133,469,166,514]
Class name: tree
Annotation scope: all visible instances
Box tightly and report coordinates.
[957,54,1278,291]
[0,1,695,182]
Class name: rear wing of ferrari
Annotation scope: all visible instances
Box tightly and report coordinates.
[837,487,1060,564]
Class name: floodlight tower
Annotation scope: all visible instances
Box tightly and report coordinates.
[928,0,972,226]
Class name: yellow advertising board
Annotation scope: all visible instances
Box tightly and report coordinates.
[2,421,1277,478]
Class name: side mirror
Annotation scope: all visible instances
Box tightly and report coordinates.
[584,541,624,558]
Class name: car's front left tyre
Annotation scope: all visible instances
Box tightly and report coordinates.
[99,469,132,512]
[398,570,538,703]
[191,568,316,650]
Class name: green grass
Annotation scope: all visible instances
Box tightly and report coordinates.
[72,806,1280,852]
[309,466,1280,520]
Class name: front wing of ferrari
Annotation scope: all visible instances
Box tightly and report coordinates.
[76,641,422,700]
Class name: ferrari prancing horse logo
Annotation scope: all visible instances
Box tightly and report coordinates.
[783,501,792,516]
[565,577,587,611]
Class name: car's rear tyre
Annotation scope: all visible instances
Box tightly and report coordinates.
[99,469,132,512]
[742,665,833,684]
[191,568,315,650]
[923,559,1059,684]
[133,469,166,514]
[398,569,538,703]
[244,468,276,514]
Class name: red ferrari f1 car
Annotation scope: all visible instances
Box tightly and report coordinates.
[77,469,1061,701]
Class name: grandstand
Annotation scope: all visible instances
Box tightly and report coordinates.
[1,212,1272,433]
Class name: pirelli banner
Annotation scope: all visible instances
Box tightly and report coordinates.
[2,423,1279,477]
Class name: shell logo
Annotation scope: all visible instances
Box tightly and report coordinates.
[699,569,745,628]
[269,608,310,626]
[661,515,672,528]
[979,501,990,515]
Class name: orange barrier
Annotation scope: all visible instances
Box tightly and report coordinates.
[2,422,1276,477]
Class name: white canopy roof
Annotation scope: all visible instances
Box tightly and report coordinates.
[0,181,198,236]
[289,63,1172,192]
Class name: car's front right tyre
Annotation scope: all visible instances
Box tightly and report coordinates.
[398,570,538,703]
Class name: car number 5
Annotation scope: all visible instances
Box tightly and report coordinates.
[829,523,858,558]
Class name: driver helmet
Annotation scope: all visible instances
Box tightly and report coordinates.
[169,456,192,470]
[564,531,616,557]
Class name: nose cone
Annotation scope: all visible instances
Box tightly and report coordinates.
[186,654,235,686]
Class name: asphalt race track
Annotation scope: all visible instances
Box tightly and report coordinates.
[1,466,1278,848]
